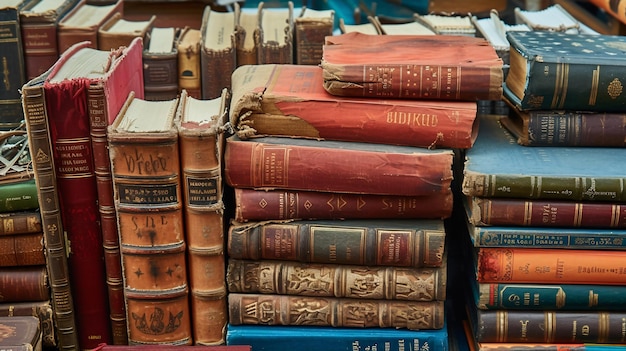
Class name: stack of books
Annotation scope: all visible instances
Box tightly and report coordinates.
[222,30,503,350]
[459,29,626,351]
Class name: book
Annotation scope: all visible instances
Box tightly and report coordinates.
[338,17,380,34]
[0,177,39,212]
[0,265,48,301]
[228,293,445,330]
[504,30,626,112]
[476,247,626,285]
[176,26,202,99]
[108,93,192,345]
[98,12,154,51]
[18,0,78,80]
[0,231,45,266]
[233,188,454,222]
[92,344,251,350]
[476,282,626,311]
[176,89,229,345]
[224,135,454,196]
[143,26,179,101]
[226,323,449,351]
[56,0,122,53]
[22,61,79,351]
[461,115,626,202]
[466,196,626,228]
[374,15,436,35]
[229,64,479,149]
[227,219,446,268]
[0,0,31,130]
[199,6,236,100]
[320,32,504,101]
[413,13,476,36]
[589,0,626,26]
[86,37,145,345]
[0,316,41,351]
[234,2,258,66]
[256,1,293,64]
[0,300,55,348]
[0,209,41,235]
[500,98,626,147]
[294,7,334,65]
[227,258,447,301]
[513,4,600,35]
[470,10,530,66]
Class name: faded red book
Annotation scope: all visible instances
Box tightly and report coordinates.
[229,64,478,149]
[320,32,503,101]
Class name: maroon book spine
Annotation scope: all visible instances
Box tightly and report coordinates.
[0,265,49,302]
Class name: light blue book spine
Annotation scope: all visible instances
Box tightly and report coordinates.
[226,323,449,351]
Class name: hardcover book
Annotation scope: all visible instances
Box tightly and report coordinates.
[233,188,453,222]
[513,4,599,35]
[0,177,39,212]
[143,26,179,101]
[0,265,48,301]
[294,7,334,65]
[228,293,445,330]
[0,231,45,266]
[320,32,504,101]
[233,2,258,66]
[256,1,293,64]
[504,31,626,112]
[0,209,41,235]
[227,219,446,268]
[0,300,55,348]
[227,258,447,301]
[98,12,154,51]
[108,93,192,345]
[176,27,202,99]
[176,89,229,345]
[224,134,454,196]
[18,0,79,80]
[226,323,449,351]
[56,0,122,53]
[0,316,41,351]
[462,115,626,202]
[199,6,236,100]
[229,64,479,149]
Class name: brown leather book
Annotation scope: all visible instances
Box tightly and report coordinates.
[294,7,334,65]
[199,6,236,100]
[176,89,230,345]
[177,26,202,99]
[0,316,42,351]
[57,0,122,53]
[143,26,180,101]
[256,1,294,64]
[108,92,192,345]
[0,210,41,235]
[0,300,56,348]
[0,265,48,302]
[98,12,154,51]
[234,2,258,66]
[0,232,45,266]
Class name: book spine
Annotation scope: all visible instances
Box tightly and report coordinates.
[471,226,626,249]
[476,247,626,285]
[177,29,202,99]
[143,53,179,101]
[0,179,40,212]
[475,310,626,343]
[524,111,626,147]
[20,17,62,81]
[234,188,453,222]
[108,130,192,345]
[589,0,626,26]
[224,137,453,196]
[44,78,112,349]
[0,5,26,130]
[0,265,48,302]
[87,83,128,345]
[0,210,42,235]
[227,259,447,301]
[200,47,236,100]
[228,293,445,330]
[470,197,626,228]
[22,80,79,350]
[0,232,45,266]
[0,300,56,348]
[178,124,227,345]
[227,220,446,267]
[294,18,333,65]
[478,283,626,310]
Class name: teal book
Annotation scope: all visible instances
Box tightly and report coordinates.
[462,115,626,202]
[0,177,39,212]
[504,31,626,112]
[226,322,449,351]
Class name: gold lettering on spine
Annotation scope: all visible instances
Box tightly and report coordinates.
[612,205,620,227]
[386,112,439,127]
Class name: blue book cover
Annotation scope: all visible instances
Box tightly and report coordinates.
[462,115,626,202]
[226,323,449,351]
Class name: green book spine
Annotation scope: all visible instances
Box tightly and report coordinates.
[0,178,39,212]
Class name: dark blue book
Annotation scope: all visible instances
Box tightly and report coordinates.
[462,115,626,202]
[226,323,449,351]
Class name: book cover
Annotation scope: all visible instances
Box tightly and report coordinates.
[0,177,39,212]
[0,316,41,351]
[233,188,454,222]
[229,64,479,149]
[256,1,293,64]
[226,323,449,351]
[0,300,55,348]
[199,6,236,100]
[97,12,154,51]
[0,231,45,266]
[108,93,192,345]
[320,32,503,101]
[176,89,229,345]
[143,26,179,101]
[56,0,122,53]
[504,31,626,112]
[224,135,454,196]
[227,218,446,268]
[462,115,626,202]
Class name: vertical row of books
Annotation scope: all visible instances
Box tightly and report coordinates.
[458,6,626,351]
[220,25,504,348]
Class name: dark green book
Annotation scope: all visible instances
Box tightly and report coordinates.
[0,177,39,212]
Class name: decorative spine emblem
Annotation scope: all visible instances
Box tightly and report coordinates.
[607,78,623,99]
